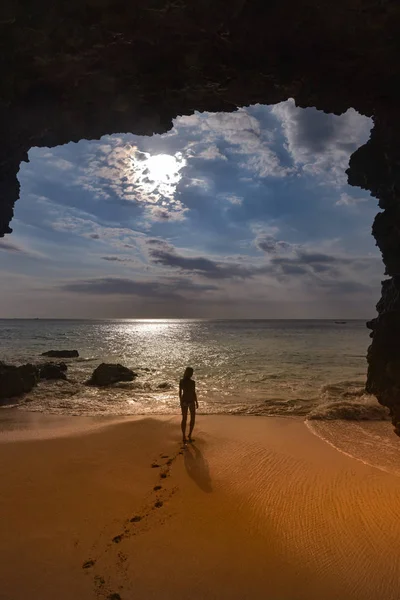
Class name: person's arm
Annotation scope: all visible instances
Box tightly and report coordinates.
[194,382,199,408]
[179,380,183,402]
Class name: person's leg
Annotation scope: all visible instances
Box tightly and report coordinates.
[181,404,188,442]
[188,403,196,440]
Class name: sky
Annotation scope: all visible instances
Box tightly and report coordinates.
[0,99,382,318]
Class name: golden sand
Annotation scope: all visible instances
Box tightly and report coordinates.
[1,415,400,600]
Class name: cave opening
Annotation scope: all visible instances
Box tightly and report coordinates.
[5,100,377,321]
[1,99,392,428]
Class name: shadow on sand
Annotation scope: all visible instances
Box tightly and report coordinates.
[183,443,212,493]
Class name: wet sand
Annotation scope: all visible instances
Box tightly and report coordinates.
[1,414,400,600]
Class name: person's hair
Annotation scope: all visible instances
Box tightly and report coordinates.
[183,366,194,379]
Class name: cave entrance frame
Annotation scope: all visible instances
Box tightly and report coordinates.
[1,2,399,432]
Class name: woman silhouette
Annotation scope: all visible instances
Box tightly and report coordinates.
[179,367,198,443]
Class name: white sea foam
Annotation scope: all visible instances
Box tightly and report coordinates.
[308,400,389,421]
[306,419,400,477]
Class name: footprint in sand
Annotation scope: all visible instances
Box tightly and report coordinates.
[89,448,183,598]
[129,515,142,523]
[94,575,105,590]
[112,535,123,544]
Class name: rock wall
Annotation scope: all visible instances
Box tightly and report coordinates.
[347,113,400,434]
[1,0,400,430]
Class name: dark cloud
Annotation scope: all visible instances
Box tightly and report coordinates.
[61,277,217,300]
[144,238,379,297]
[287,108,337,154]
[151,208,172,221]
[89,233,100,239]
[146,238,164,246]
[277,262,308,275]
[318,280,371,294]
[272,99,371,184]
[0,240,24,253]
[271,251,354,274]
[101,256,131,263]
[256,234,293,254]
[0,239,39,257]
[146,239,255,279]
[267,251,380,294]
[296,251,349,265]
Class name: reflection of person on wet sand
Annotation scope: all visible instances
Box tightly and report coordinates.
[179,366,198,444]
[184,443,212,493]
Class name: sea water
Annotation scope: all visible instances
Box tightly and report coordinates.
[3,318,399,474]
[0,318,386,420]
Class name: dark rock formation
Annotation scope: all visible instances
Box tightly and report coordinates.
[157,382,171,390]
[0,362,39,399]
[346,113,400,434]
[86,363,137,387]
[2,1,400,430]
[39,362,67,380]
[41,350,79,358]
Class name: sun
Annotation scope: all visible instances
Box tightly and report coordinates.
[146,154,181,183]
[125,148,187,220]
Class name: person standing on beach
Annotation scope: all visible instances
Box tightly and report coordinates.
[179,367,198,444]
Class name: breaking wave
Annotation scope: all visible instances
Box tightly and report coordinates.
[5,375,387,422]
[308,399,390,421]
[307,381,390,422]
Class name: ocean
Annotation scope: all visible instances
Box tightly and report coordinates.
[0,318,387,421]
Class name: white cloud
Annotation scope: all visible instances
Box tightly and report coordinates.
[185,177,212,192]
[336,192,370,207]
[49,213,146,252]
[196,144,227,161]
[217,192,243,205]
[174,108,291,178]
[272,99,372,186]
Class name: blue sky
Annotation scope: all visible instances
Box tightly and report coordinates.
[0,99,381,318]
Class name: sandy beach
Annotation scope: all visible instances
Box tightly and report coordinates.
[1,414,400,600]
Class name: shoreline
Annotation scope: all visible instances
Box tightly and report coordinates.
[1,415,400,599]
[2,409,399,479]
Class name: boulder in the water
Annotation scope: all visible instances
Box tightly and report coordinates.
[0,362,39,399]
[86,363,137,386]
[39,362,68,380]
[157,382,171,390]
[41,350,79,358]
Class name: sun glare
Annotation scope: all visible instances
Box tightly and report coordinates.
[122,148,188,220]
[146,154,181,183]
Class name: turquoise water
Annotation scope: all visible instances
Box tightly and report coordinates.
[0,319,385,419]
